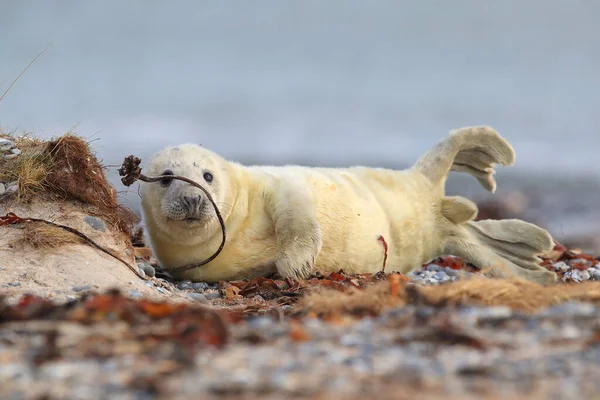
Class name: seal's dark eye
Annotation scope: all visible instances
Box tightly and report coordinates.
[203,172,213,183]
[160,169,174,187]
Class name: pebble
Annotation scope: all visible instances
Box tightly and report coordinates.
[128,289,142,298]
[553,262,570,272]
[188,293,209,304]
[137,267,146,278]
[72,284,93,292]
[204,290,222,300]
[562,270,582,283]
[0,140,15,151]
[10,148,21,155]
[589,269,600,280]
[177,280,193,290]
[8,281,21,287]
[84,216,107,232]
[0,183,5,196]
[192,282,210,291]
[433,271,450,282]
[139,263,156,277]
[144,281,155,288]
[6,184,18,195]
[156,287,167,295]
[2,153,18,160]
[578,269,591,281]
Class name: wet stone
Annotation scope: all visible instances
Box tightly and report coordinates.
[72,284,93,292]
[84,216,107,232]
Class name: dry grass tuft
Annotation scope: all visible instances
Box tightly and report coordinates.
[1,129,139,239]
[296,275,600,317]
[18,221,83,249]
[43,133,139,235]
[0,131,50,201]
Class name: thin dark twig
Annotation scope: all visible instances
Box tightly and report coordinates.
[0,213,140,277]
[118,155,227,273]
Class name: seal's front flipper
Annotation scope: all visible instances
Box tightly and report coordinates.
[442,217,557,284]
[265,180,323,280]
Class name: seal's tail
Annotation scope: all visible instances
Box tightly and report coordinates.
[435,184,556,284]
[412,125,515,193]
[440,201,556,283]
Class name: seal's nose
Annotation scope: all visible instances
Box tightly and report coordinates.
[183,194,202,213]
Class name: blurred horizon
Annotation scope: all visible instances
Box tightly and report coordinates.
[0,1,598,244]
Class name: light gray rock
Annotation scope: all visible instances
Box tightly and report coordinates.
[0,183,5,196]
[0,139,15,150]
[128,289,142,298]
[72,284,93,292]
[589,268,600,280]
[578,269,591,281]
[2,153,18,160]
[192,282,210,291]
[188,293,209,304]
[204,290,222,300]
[10,148,21,155]
[177,280,193,290]
[84,216,107,232]
[140,262,155,277]
[553,262,570,272]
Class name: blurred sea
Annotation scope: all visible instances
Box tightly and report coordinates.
[0,1,598,247]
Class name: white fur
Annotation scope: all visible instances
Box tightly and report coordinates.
[139,126,558,284]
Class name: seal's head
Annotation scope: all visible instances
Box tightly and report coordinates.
[140,144,237,245]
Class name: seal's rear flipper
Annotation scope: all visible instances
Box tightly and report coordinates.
[442,217,557,284]
[413,126,515,193]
